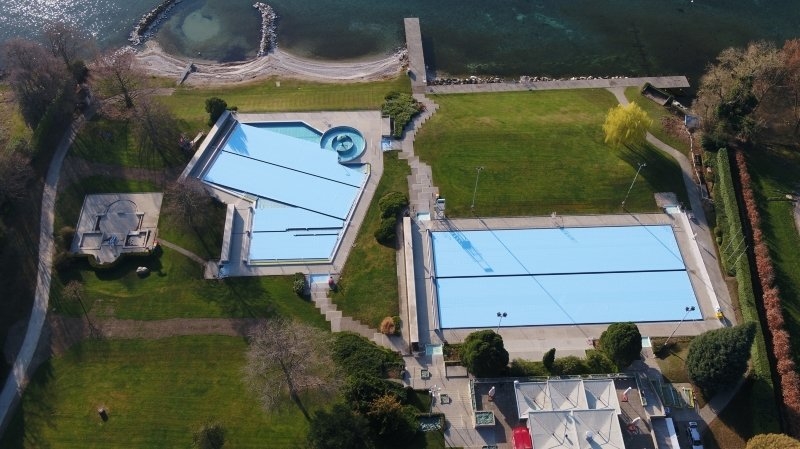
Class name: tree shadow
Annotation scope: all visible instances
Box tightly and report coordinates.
[0,361,57,449]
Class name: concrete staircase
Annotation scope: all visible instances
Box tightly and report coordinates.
[399,95,441,214]
[310,284,387,346]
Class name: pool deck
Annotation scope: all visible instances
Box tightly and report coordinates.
[198,110,385,278]
[410,212,725,359]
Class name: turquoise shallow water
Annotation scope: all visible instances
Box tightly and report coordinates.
[1,0,799,80]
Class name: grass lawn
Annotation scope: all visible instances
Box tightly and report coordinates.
[415,90,687,217]
[161,76,411,130]
[0,336,327,449]
[0,85,31,148]
[331,152,410,328]
[69,116,187,169]
[653,337,691,383]
[747,145,800,354]
[624,86,691,155]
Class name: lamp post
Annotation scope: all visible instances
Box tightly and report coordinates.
[496,312,507,333]
[621,162,646,210]
[471,167,484,213]
[664,306,696,347]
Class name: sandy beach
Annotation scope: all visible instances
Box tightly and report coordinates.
[135,41,407,85]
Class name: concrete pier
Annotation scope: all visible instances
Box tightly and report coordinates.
[404,18,428,93]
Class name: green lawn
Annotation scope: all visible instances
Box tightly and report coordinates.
[161,76,411,130]
[331,152,410,328]
[748,145,800,355]
[69,116,189,169]
[653,337,691,383]
[415,90,687,217]
[624,86,691,155]
[0,336,326,449]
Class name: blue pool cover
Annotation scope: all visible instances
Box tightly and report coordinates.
[202,122,367,261]
[432,226,702,327]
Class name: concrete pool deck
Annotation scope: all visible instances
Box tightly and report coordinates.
[184,110,386,278]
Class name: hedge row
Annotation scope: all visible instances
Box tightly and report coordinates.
[735,149,800,435]
[715,149,777,432]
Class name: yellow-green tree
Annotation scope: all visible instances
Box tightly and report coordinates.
[746,433,800,449]
[602,102,653,148]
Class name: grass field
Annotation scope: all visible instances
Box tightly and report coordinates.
[331,152,410,328]
[161,77,411,130]
[0,336,324,449]
[747,145,800,353]
[415,90,687,217]
[624,87,692,156]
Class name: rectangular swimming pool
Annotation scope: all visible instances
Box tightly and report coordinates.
[431,226,701,328]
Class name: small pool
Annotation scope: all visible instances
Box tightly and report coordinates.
[321,126,366,162]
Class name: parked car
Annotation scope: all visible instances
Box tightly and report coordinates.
[686,422,704,449]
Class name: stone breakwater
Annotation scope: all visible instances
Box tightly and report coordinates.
[129,0,183,46]
[429,74,633,86]
[253,3,278,57]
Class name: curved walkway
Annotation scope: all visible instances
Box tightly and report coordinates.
[0,113,88,434]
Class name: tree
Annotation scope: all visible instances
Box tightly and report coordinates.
[381,92,422,138]
[192,421,225,449]
[61,280,97,337]
[781,39,800,133]
[93,50,143,109]
[746,433,800,449]
[687,322,756,397]
[0,151,34,205]
[308,404,373,449]
[342,374,407,415]
[602,102,652,148]
[462,330,509,377]
[2,38,72,128]
[599,322,642,369]
[43,21,94,81]
[243,318,337,415]
[205,97,228,126]
[366,394,417,444]
[694,41,783,143]
[542,348,556,372]
[164,178,212,229]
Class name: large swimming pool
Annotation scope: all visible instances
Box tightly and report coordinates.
[201,120,368,263]
[431,225,701,328]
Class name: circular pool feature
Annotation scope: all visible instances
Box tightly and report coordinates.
[321,126,366,162]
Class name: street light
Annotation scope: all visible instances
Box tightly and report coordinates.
[496,312,507,333]
[663,306,696,347]
[621,162,646,210]
[471,167,484,213]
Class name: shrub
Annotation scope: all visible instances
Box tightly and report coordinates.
[381,92,422,138]
[585,350,617,374]
[342,374,408,414]
[57,226,76,251]
[378,191,409,218]
[542,348,556,371]
[308,403,373,449]
[462,330,509,378]
[687,322,756,397]
[746,434,800,449]
[205,97,228,126]
[292,272,307,297]
[508,358,548,377]
[374,216,397,246]
[332,332,402,378]
[599,322,642,370]
[380,316,396,335]
[192,421,225,449]
[366,394,418,444]
[551,356,589,376]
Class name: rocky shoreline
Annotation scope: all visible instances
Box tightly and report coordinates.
[429,74,634,86]
[129,0,183,46]
[253,3,278,57]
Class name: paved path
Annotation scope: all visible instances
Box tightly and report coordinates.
[427,75,689,95]
[157,239,206,265]
[0,112,88,435]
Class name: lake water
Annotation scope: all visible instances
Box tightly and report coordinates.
[1,0,799,82]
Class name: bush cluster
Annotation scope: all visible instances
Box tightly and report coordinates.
[374,192,408,246]
[381,92,423,138]
[735,149,800,434]
[331,332,402,379]
[508,350,615,377]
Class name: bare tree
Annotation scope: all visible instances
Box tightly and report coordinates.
[92,50,143,109]
[0,151,34,204]
[43,21,94,78]
[243,318,338,417]
[61,280,97,336]
[165,178,212,228]
[2,38,71,127]
[782,39,800,133]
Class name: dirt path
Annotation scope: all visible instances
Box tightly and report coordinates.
[46,315,260,357]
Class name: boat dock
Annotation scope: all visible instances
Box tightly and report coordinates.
[403,18,428,93]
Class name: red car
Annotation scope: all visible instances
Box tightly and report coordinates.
[513,426,533,449]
